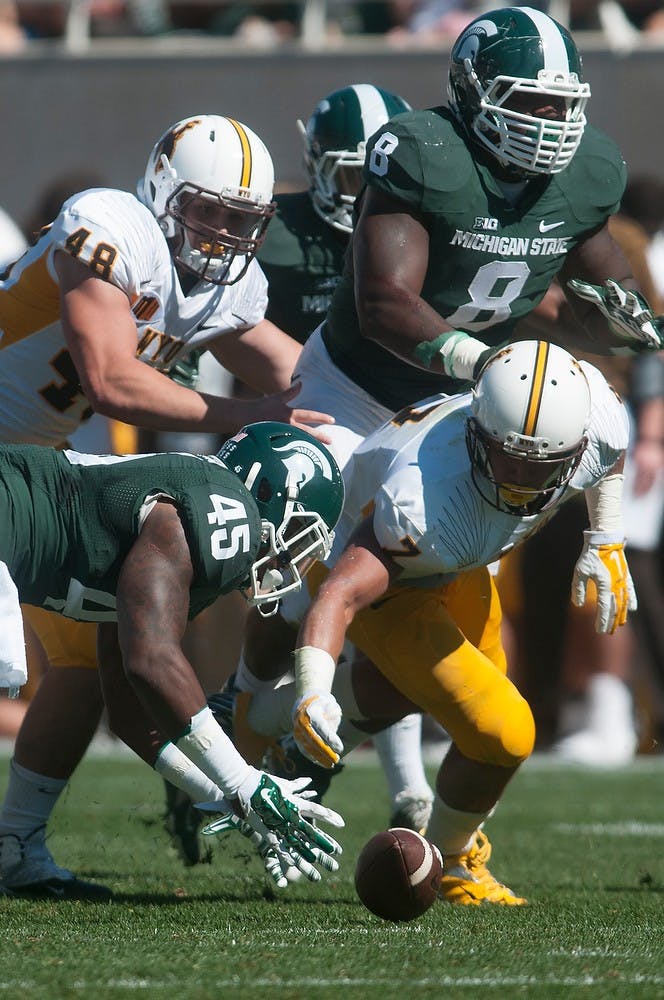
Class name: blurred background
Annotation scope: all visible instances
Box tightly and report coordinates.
[0,0,663,219]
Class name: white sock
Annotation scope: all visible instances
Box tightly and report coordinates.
[0,759,67,839]
[426,794,492,856]
[246,684,294,738]
[154,743,224,804]
[235,653,282,695]
[587,673,634,734]
[373,714,431,805]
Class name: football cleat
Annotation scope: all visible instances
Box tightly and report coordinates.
[389,789,434,836]
[208,674,274,765]
[163,780,209,867]
[438,830,527,906]
[0,830,112,902]
[263,733,344,803]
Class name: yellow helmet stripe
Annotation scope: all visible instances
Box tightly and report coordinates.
[227,118,252,189]
[523,341,550,436]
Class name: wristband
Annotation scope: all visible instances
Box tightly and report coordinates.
[294,646,336,699]
[175,705,253,798]
[585,473,624,534]
[412,331,467,371]
[412,330,490,381]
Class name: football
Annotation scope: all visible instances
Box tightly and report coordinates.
[354,827,443,922]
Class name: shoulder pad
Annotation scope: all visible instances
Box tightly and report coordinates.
[554,125,627,225]
[362,107,475,212]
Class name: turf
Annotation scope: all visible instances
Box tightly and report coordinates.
[1,748,663,999]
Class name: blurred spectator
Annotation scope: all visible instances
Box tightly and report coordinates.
[623,353,664,752]
[153,2,300,41]
[15,1,151,39]
[384,0,478,44]
[499,206,661,764]
[621,176,664,304]
[0,1,26,51]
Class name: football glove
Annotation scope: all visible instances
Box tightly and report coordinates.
[198,808,304,888]
[167,349,202,389]
[293,690,344,768]
[198,772,343,886]
[571,530,637,634]
[567,278,664,351]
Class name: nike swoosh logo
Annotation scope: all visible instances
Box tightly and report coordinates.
[539,220,565,233]
[260,787,279,815]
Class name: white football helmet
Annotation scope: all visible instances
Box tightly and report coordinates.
[138,115,276,285]
[466,340,591,514]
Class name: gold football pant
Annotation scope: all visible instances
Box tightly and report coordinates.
[310,564,535,768]
[22,605,98,669]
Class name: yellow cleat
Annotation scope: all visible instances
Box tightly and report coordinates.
[438,830,527,906]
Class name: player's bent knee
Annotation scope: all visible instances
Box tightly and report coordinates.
[455,687,535,768]
[492,692,536,766]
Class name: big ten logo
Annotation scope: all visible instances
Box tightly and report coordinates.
[473,217,498,231]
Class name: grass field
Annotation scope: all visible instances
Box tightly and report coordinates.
[1,746,663,999]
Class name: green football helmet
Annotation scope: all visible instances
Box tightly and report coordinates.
[447,6,590,176]
[218,422,344,614]
[299,83,411,233]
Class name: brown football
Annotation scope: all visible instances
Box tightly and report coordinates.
[354,827,443,922]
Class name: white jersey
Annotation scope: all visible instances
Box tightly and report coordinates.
[336,361,629,585]
[0,188,268,445]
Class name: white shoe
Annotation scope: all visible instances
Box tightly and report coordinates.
[0,830,112,900]
[389,789,434,835]
[552,674,638,767]
[552,729,637,767]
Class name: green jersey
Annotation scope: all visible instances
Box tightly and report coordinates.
[0,446,261,621]
[324,107,626,410]
[258,191,348,344]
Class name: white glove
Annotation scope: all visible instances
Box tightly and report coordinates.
[197,773,344,888]
[568,278,663,351]
[571,530,637,633]
[292,690,344,768]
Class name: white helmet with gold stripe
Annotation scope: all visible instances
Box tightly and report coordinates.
[466,340,591,514]
[138,115,276,285]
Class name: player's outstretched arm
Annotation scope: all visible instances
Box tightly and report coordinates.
[571,457,637,633]
[559,222,664,354]
[292,516,398,767]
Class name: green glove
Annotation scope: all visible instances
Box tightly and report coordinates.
[167,349,202,389]
[199,772,344,886]
[241,772,343,864]
[568,278,663,351]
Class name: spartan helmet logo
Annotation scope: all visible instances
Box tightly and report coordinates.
[273,441,335,489]
[455,18,499,62]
